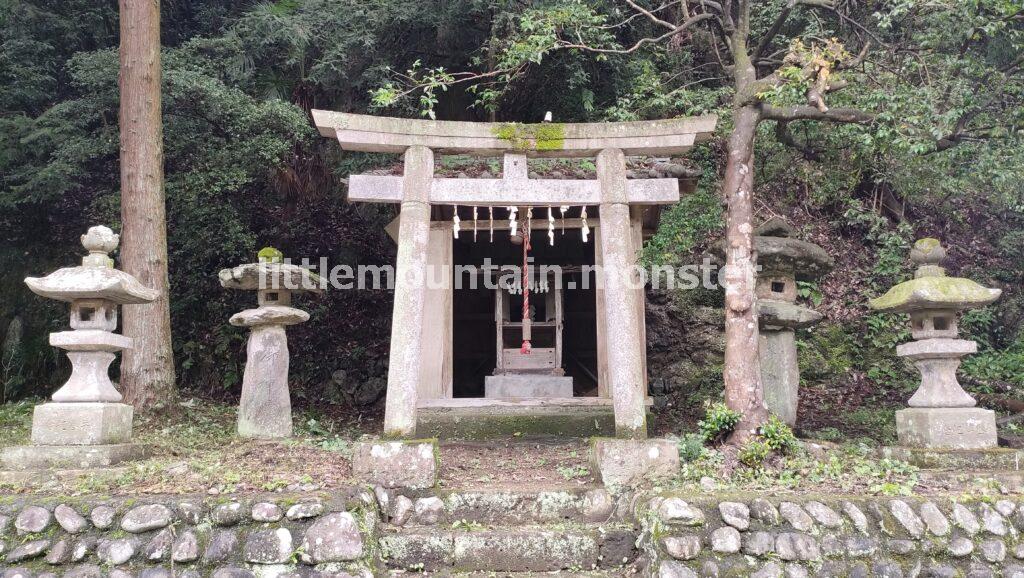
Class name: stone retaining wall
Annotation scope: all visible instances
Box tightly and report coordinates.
[647,494,1024,577]
[0,489,376,578]
[4,490,1024,576]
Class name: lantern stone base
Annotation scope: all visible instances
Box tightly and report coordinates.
[896,407,998,450]
[589,437,679,487]
[0,443,150,471]
[30,402,133,445]
[351,439,439,489]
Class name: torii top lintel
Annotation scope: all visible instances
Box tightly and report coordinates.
[312,110,717,158]
[311,111,718,207]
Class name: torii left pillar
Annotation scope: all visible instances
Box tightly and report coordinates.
[353,145,439,491]
[383,145,433,438]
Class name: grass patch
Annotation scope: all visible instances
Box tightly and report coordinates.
[0,399,34,447]
[0,398,361,496]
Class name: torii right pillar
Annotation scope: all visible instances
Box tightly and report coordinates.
[596,148,648,439]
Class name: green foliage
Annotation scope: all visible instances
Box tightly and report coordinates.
[677,432,709,463]
[962,336,1024,389]
[738,439,772,468]
[797,324,856,383]
[642,188,723,267]
[796,281,823,307]
[698,402,741,443]
[760,415,798,454]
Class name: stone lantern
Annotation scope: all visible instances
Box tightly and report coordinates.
[1,226,158,470]
[219,248,322,438]
[754,218,833,426]
[870,238,1002,449]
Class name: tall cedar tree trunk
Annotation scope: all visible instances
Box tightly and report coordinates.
[721,20,768,443]
[118,0,176,408]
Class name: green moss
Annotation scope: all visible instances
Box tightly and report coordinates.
[258,246,284,263]
[869,276,1000,312]
[491,123,565,152]
[532,123,565,151]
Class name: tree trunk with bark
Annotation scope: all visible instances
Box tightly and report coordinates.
[721,18,769,443]
[720,104,769,442]
[118,0,176,408]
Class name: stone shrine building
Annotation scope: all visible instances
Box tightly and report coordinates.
[313,111,717,439]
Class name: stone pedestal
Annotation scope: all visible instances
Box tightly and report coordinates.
[484,375,574,398]
[898,338,978,408]
[896,407,998,450]
[231,306,308,439]
[30,402,133,445]
[351,440,438,489]
[590,438,679,487]
[759,328,799,425]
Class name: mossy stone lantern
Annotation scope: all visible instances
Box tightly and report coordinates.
[1,226,158,471]
[754,218,833,425]
[219,247,323,438]
[870,238,1002,449]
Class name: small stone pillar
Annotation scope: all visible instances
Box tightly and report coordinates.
[870,238,1002,449]
[219,248,322,438]
[1,226,158,471]
[753,218,833,425]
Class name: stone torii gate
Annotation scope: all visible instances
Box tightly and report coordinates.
[313,111,717,441]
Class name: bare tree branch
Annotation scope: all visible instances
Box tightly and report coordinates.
[752,0,797,61]
[761,104,875,123]
[556,12,717,54]
[625,0,678,31]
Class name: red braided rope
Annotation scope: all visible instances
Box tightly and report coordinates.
[521,225,532,354]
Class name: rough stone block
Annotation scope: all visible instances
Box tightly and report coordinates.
[896,407,997,449]
[30,403,133,446]
[351,440,438,489]
[484,375,574,398]
[0,443,149,471]
[590,438,679,487]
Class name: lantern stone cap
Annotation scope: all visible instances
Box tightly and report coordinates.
[230,305,310,327]
[869,238,1001,313]
[758,299,824,329]
[755,235,834,278]
[711,218,833,278]
[24,226,160,304]
[219,248,324,294]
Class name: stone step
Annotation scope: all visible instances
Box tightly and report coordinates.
[379,525,639,573]
[385,487,619,527]
[918,469,1024,492]
[879,446,1024,470]
[415,402,620,439]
